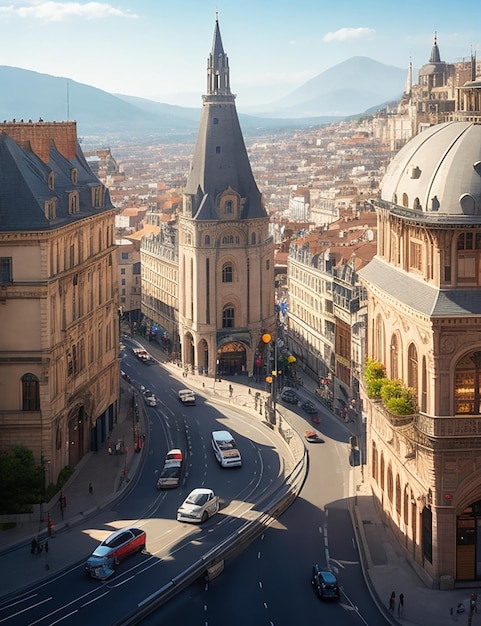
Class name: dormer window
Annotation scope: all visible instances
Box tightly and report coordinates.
[225,200,233,215]
[92,185,105,208]
[47,171,55,190]
[45,198,57,220]
[70,168,78,184]
[69,191,79,214]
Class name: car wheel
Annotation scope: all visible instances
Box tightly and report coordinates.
[201,511,208,523]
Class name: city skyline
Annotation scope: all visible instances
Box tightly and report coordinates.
[0,0,479,108]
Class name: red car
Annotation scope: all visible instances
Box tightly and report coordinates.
[85,527,146,580]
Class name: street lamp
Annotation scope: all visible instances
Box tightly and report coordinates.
[262,332,277,426]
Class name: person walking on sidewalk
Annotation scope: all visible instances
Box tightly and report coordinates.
[398,593,404,616]
[389,591,396,611]
[89,482,93,495]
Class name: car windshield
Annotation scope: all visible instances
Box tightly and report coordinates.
[186,492,209,505]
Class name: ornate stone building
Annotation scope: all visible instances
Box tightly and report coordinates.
[0,121,119,486]
[360,121,481,586]
[141,17,275,376]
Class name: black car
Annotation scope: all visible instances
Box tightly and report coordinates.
[280,388,299,404]
[301,400,318,414]
[311,564,339,599]
[305,430,324,444]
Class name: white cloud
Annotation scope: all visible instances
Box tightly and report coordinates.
[0,1,138,22]
[323,27,376,43]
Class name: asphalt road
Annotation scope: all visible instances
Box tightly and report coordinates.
[1,346,293,626]
[139,398,389,625]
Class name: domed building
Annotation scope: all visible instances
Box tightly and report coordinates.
[360,121,481,587]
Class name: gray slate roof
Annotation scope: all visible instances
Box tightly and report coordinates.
[359,256,481,317]
[0,132,113,231]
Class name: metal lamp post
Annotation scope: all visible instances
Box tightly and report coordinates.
[262,332,277,425]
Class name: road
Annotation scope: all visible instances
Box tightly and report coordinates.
[0,343,294,626]
[139,395,388,625]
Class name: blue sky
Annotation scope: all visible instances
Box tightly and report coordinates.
[0,0,479,108]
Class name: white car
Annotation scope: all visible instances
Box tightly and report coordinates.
[178,388,196,405]
[176,488,219,524]
[143,389,157,406]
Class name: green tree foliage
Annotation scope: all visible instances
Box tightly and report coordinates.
[364,358,386,398]
[0,446,45,514]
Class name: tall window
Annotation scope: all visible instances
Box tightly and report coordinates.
[222,306,235,328]
[0,257,12,282]
[22,373,40,411]
[457,232,481,284]
[222,264,233,283]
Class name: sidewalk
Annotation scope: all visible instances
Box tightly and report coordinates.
[1,332,477,625]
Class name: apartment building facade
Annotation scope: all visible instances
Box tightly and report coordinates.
[0,121,119,486]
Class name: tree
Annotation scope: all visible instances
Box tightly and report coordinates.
[0,446,45,514]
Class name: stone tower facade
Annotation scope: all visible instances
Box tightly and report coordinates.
[164,17,275,377]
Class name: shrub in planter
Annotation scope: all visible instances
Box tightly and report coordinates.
[364,358,386,398]
[380,379,417,415]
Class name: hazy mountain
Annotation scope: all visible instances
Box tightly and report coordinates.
[253,56,406,118]
[0,57,405,140]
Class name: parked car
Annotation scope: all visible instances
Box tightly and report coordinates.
[85,527,146,580]
[311,564,339,599]
[305,430,324,444]
[178,388,196,405]
[280,388,299,404]
[143,389,157,406]
[157,449,183,489]
[177,488,219,523]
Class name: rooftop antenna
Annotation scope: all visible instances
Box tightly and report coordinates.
[66,81,70,120]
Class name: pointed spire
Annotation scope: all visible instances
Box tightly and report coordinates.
[429,31,441,63]
[206,12,231,95]
[404,56,413,94]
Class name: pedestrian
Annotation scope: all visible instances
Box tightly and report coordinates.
[229,384,233,397]
[31,537,38,554]
[389,591,396,611]
[398,592,404,616]
[343,406,348,421]
[44,540,49,554]
[89,482,93,495]
[108,445,112,455]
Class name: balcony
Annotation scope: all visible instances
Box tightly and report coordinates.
[415,413,481,439]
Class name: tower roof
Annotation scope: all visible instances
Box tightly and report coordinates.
[183,16,266,221]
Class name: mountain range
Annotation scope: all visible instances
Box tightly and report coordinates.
[0,57,406,141]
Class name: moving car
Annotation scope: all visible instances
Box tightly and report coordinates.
[305,430,324,443]
[132,347,155,364]
[211,430,242,467]
[85,527,146,580]
[178,388,196,405]
[143,389,157,406]
[157,449,183,489]
[177,488,219,523]
[280,388,299,404]
[311,564,339,599]
[301,400,318,414]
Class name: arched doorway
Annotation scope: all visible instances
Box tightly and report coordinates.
[457,499,481,580]
[217,341,247,377]
[68,406,86,467]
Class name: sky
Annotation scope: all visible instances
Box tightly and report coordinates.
[0,0,479,109]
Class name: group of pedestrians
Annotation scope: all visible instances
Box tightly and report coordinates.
[30,538,48,555]
[389,590,404,616]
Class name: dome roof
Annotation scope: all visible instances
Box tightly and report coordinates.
[381,122,481,222]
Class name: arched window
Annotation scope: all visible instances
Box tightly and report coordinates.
[251,232,256,245]
[387,464,394,503]
[205,235,210,246]
[408,343,418,392]
[372,441,378,483]
[380,453,385,491]
[222,306,235,328]
[222,264,233,283]
[395,474,402,515]
[22,373,40,411]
